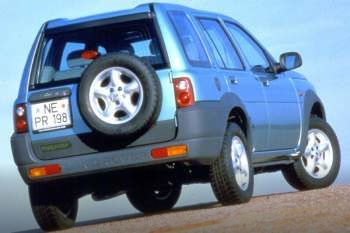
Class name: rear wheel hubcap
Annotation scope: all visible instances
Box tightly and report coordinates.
[231,136,250,191]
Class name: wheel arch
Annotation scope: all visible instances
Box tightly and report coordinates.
[228,107,248,137]
[299,90,327,151]
[220,93,252,146]
[310,101,326,120]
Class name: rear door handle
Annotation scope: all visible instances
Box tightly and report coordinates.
[262,79,270,87]
[229,76,239,85]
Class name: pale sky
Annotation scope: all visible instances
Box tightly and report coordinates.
[1,1,350,232]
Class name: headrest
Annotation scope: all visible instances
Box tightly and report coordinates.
[117,43,135,54]
[67,50,92,68]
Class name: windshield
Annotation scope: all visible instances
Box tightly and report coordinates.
[34,19,166,87]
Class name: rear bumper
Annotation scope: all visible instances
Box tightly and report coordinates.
[11,102,229,184]
[12,135,222,184]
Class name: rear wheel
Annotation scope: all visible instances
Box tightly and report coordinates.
[282,117,340,190]
[29,184,78,232]
[126,182,181,213]
[210,122,254,205]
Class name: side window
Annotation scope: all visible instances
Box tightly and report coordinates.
[225,23,270,70]
[202,29,225,68]
[42,39,53,66]
[97,46,107,55]
[199,19,243,70]
[59,42,85,71]
[131,40,153,57]
[168,11,210,67]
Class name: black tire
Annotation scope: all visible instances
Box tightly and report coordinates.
[126,183,181,213]
[29,184,78,232]
[79,53,161,137]
[210,122,254,205]
[282,117,340,190]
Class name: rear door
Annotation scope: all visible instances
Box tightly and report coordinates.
[27,16,178,160]
[225,22,301,151]
[197,18,269,152]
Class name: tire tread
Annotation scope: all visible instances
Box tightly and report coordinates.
[210,123,253,205]
[29,184,78,232]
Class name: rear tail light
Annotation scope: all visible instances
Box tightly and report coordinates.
[173,77,195,108]
[14,104,28,133]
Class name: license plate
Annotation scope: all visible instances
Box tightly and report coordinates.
[31,98,72,132]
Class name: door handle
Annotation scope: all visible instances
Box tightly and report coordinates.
[254,75,271,87]
[229,76,239,85]
[262,79,270,87]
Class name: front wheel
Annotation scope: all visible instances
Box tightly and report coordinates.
[282,117,340,190]
[29,184,78,232]
[126,182,181,214]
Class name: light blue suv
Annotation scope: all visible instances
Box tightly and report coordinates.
[11,3,340,231]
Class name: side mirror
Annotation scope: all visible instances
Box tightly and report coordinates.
[279,52,302,71]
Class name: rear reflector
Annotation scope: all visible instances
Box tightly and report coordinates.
[29,164,61,178]
[151,145,188,159]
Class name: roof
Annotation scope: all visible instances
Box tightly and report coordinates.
[46,3,236,30]
[47,4,151,29]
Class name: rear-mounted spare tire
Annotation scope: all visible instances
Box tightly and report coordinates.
[79,53,162,137]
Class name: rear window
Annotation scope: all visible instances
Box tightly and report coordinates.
[34,19,167,87]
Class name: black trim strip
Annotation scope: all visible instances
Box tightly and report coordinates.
[29,87,71,103]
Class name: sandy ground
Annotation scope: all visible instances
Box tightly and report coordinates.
[57,185,350,233]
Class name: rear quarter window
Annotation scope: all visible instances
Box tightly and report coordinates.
[168,11,210,68]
